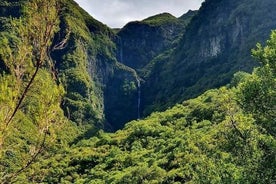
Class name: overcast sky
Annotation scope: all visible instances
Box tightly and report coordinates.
[74,0,204,28]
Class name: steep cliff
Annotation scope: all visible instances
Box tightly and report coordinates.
[115,12,196,70]
[142,0,276,114]
[51,1,142,130]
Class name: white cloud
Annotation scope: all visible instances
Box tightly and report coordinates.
[74,0,204,28]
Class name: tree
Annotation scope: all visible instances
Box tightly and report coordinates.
[237,31,276,134]
[236,32,276,182]
[0,0,65,182]
[2,0,60,127]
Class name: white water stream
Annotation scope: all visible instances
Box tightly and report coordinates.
[137,79,141,119]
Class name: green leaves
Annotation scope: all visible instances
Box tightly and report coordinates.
[238,31,276,131]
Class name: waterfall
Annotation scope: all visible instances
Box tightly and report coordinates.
[137,79,141,119]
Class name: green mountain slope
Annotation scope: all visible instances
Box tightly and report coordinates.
[142,0,276,115]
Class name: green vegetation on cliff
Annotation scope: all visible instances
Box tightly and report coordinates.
[141,0,276,116]
[55,0,140,130]
[142,13,180,26]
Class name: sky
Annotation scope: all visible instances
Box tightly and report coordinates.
[74,0,204,28]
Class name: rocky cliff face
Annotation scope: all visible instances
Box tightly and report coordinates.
[104,63,140,130]
[142,0,276,114]
[115,12,196,70]
[51,0,140,130]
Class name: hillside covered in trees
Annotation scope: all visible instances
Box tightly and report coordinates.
[0,0,275,183]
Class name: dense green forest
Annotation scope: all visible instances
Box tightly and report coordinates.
[0,0,275,183]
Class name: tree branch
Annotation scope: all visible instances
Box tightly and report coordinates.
[230,118,246,141]
[2,130,48,184]
[5,60,40,128]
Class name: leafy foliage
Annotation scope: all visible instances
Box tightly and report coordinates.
[237,31,276,134]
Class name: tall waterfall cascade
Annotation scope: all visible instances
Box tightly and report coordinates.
[137,79,141,119]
